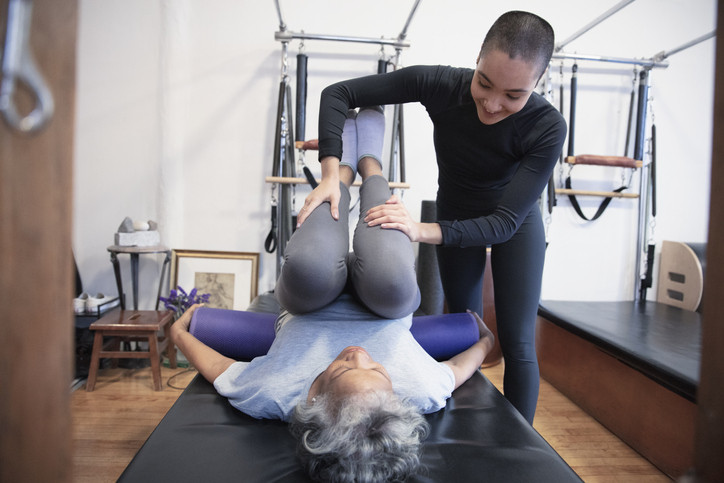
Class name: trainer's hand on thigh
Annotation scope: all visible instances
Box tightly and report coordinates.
[297,177,340,227]
[364,195,421,241]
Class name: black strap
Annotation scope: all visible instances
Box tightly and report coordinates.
[302,165,318,189]
[639,243,656,300]
[565,176,626,221]
[264,209,277,253]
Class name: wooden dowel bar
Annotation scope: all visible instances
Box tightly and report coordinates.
[266,176,410,189]
[566,155,642,168]
[295,139,319,151]
[556,188,639,198]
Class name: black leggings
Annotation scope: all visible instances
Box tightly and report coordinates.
[437,207,545,424]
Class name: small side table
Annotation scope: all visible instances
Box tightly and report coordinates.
[107,245,171,310]
[86,310,176,391]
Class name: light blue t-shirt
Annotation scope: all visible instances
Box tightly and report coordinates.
[214,295,455,421]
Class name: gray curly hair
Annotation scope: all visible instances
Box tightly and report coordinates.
[289,391,429,482]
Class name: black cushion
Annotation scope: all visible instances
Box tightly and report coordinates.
[538,300,701,401]
[119,372,580,482]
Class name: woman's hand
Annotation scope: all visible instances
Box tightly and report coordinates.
[365,195,443,244]
[170,303,204,343]
[467,310,495,351]
[297,156,343,227]
[443,310,496,390]
[169,303,235,383]
[364,195,420,239]
[296,176,341,227]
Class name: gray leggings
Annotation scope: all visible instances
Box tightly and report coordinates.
[275,175,420,319]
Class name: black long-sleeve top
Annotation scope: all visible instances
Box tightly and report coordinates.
[318,65,567,248]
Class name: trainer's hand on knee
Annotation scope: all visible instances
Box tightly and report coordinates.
[364,195,421,241]
[297,178,340,227]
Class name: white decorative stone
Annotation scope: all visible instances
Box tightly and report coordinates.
[118,216,134,233]
[114,230,161,247]
[132,220,150,231]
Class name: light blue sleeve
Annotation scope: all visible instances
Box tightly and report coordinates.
[213,358,319,421]
[213,361,251,399]
[401,362,455,414]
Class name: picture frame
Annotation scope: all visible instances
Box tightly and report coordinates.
[170,249,259,311]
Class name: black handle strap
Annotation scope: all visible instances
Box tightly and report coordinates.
[565,176,626,221]
[264,209,278,253]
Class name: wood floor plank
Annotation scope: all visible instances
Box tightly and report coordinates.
[71,366,197,482]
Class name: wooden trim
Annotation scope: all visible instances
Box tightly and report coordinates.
[694,2,724,478]
[0,1,78,481]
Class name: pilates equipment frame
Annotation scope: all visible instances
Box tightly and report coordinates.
[542,0,716,302]
[266,1,420,276]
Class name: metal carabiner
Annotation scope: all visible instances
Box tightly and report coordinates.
[0,0,54,134]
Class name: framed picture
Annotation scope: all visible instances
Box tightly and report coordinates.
[170,250,259,310]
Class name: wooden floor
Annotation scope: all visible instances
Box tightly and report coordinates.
[71,363,671,482]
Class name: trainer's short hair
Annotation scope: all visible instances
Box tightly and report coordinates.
[289,391,429,483]
[479,10,555,79]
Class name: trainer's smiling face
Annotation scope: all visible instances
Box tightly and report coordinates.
[307,346,392,402]
[470,48,540,125]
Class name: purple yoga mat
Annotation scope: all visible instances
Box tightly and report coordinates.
[190,307,277,361]
[190,307,479,361]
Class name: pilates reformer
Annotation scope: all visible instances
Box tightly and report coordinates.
[538,0,715,301]
[265,1,418,277]
[540,58,659,301]
[118,293,583,483]
[531,6,711,478]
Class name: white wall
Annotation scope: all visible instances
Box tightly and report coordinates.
[73,0,716,309]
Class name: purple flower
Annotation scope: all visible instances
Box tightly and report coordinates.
[159,285,211,317]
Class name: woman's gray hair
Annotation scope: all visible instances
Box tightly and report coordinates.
[289,391,429,482]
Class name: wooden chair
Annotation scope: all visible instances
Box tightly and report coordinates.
[86,310,176,391]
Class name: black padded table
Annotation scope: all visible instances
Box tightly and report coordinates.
[538,300,701,401]
[119,371,581,482]
[536,300,701,477]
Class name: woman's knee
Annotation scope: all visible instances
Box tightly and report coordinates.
[276,252,347,313]
[352,259,420,318]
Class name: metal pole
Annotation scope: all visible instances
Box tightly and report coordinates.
[275,30,410,49]
[633,69,650,302]
[273,0,286,32]
[551,51,668,69]
[556,0,636,51]
[398,0,422,41]
[652,30,716,62]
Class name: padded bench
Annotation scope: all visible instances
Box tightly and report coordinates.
[537,300,701,478]
[118,370,582,482]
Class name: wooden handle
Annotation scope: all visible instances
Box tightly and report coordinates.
[556,188,639,199]
[266,176,410,189]
[295,139,319,151]
[566,155,642,168]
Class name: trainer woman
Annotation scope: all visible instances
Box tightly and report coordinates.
[297,11,566,424]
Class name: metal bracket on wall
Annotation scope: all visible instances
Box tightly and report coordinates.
[0,0,54,134]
